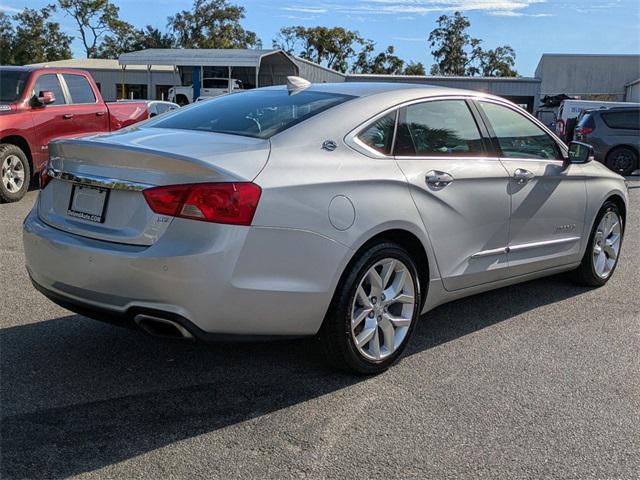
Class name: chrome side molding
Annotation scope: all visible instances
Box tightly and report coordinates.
[471,236,581,259]
[47,167,153,192]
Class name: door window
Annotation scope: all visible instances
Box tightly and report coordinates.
[601,110,640,130]
[394,100,484,157]
[32,74,65,105]
[62,74,96,104]
[479,101,562,160]
[357,111,396,155]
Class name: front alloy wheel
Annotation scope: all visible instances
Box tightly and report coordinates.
[592,210,622,279]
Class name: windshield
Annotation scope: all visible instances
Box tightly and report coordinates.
[0,70,30,103]
[147,89,355,139]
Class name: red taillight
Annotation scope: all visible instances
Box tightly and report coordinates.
[143,182,262,226]
[556,120,565,136]
[576,126,593,137]
[39,167,51,190]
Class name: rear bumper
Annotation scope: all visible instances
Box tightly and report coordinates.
[23,204,351,336]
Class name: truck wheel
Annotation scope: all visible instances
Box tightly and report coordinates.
[0,144,30,203]
[176,95,189,107]
[606,147,638,176]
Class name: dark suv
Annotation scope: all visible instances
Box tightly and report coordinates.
[574,107,639,176]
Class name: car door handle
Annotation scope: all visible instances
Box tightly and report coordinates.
[426,171,454,188]
[513,168,535,184]
[62,113,74,119]
[96,111,105,116]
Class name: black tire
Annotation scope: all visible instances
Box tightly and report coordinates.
[0,143,30,203]
[605,147,638,176]
[319,242,422,375]
[176,95,189,107]
[572,201,624,287]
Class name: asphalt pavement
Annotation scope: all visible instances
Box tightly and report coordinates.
[1,180,638,479]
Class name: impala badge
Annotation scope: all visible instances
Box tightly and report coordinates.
[555,224,576,233]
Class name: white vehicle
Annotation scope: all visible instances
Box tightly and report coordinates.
[168,78,243,106]
[555,99,639,140]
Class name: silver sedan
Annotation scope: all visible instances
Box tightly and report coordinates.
[23,80,628,374]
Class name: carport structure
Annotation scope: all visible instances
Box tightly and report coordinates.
[118,48,300,101]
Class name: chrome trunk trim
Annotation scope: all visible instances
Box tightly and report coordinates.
[47,167,153,191]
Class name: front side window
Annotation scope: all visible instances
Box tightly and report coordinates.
[62,74,96,104]
[357,111,396,155]
[0,70,30,103]
[32,74,65,105]
[148,89,355,139]
[602,110,640,130]
[479,101,562,160]
[394,100,484,157]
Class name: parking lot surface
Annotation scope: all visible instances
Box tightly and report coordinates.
[1,181,639,479]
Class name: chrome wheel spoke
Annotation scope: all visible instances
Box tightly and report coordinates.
[352,307,372,330]
[368,329,381,359]
[378,317,396,354]
[356,326,376,348]
[356,286,372,308]
[603,244,617,260]
[367,268,384,293]
[385,312,411,328]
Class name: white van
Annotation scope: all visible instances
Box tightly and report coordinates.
[555,100,639,140]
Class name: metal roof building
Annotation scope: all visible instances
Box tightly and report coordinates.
[535,54,640,101]
[118,48,302,91]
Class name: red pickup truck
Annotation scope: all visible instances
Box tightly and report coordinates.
[0,66,149,202]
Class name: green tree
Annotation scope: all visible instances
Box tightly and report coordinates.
[353,44,405,74]
[8,6,73,65]
[167,0,260,49]
[58,0,124,58]
[97,24,174,59]
[428,11,517,77]
[404,61,426,76]
[273,26,366,73]
[475,46,517,77]
[0,12,15,64]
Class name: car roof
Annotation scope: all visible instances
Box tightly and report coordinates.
[589,106,639,115]
[262,81,493,100]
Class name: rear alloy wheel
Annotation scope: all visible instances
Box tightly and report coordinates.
[320,242,421,374]
[573,201,623,286]
[606,147,638,176]
[0,144,30,203]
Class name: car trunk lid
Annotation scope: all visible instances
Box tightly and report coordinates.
[38,127,270,246]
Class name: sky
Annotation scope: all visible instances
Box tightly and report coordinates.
[1,0,639,76]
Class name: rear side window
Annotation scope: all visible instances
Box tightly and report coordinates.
[62,74,96,104]
[601,110,640,130]
[148,89,355,139]
[479,101,562,160]
[32,74,65,105]
[357,112,396,155]
[394,100,484,157]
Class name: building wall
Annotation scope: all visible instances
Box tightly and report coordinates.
[84,69,180,101]
[535,54,640,100]
[625,80,640,103]
[294,57,347,83]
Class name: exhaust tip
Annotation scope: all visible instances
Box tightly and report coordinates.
[134,314,194,340]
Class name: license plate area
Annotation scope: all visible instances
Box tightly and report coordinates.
[67,184,109,223]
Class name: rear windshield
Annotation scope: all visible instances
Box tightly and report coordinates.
[148,89,355,139]
[0,70,30,103]
[577,113,595,129]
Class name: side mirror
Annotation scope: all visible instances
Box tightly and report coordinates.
[567,141,594,165]
[31,90,56,107]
